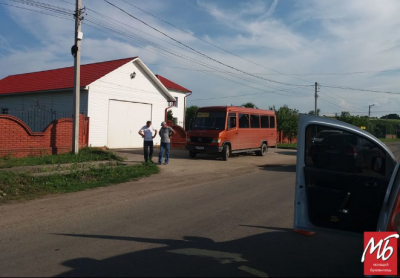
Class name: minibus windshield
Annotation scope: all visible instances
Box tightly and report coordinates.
[193,111,226,130]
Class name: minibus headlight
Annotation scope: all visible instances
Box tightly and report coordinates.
[187,137,191,142]
[212,138,221,144]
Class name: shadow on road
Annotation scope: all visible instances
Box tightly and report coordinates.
[259,164,296,173]
[53,227,362,277]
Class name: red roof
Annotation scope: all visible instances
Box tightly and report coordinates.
[156,74,191,93]
[0,57,137,95]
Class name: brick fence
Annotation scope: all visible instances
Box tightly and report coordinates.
[277,131,297,144]
[0,114,89,158]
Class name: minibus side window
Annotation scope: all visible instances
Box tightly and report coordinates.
[270,116,276,129]
[261,116,269,128]
[239,114,250,128]
[228,113,237,129]
[251,115,260,128]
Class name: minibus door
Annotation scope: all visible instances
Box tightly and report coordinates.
[226,113,239,150]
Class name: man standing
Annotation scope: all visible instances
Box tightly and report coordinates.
[158,121,175,165]
[139,121,157,163]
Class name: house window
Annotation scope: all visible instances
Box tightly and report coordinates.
[174,97,179,108]
[2,108,9,114]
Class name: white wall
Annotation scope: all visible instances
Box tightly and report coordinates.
[0,90,88,113]
[167,90,187,126]
[88,60,169,147]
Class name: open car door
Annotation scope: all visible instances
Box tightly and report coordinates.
[294,115,399,235]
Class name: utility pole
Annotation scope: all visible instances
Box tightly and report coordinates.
[315,82,318,116]
[368,104,375,133]
[72,0,83,154]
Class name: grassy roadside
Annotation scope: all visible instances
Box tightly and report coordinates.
[277,143,297,149]
[0,147,122,169]
[379,138,400,143]
[0,163,159,202]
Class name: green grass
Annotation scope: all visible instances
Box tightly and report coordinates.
[379,138,400,143]
[277,143,297,149]
[0,163,159,202]
[0,147,123,169]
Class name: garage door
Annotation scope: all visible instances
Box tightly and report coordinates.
[108,100,152,148]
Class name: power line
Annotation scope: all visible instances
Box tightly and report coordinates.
[0,1,73,20]
[149,63,400,76]
[80,12,317,98]
[188,86,311,102]
[118,0,313,84]
[80,12,310,94]
[83,20,313,100]
[104,0,311,88]
[6,0,73,15]
[322,84,400,95]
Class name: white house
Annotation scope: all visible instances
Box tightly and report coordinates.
[0,57,192,148]
[156,74,192,127]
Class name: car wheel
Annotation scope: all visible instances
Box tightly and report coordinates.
[222,145,230,161]
[256,143,268,156]
[189,151,197,158]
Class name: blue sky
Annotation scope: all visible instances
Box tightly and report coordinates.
[1,0,400,117]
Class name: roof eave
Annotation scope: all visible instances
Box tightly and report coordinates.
[133,58,176,102]
[168,88,192,94]
[0,87,88,96]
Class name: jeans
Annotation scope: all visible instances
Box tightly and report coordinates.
[158,142,170,164]
[143,141,154,162]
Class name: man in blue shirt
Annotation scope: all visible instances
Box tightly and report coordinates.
[158,121,175,165]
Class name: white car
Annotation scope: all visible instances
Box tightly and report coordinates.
[294,115,400,235]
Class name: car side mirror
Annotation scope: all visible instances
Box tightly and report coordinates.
[372,157,383,173]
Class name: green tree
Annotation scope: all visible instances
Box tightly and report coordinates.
[381,114,400,120]
[185,105,199,130]
[242,102,258,109]
[270,105,299,142]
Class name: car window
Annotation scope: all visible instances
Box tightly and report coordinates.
[306,124,387,177]
[239,114,249,129]
[250,115,260,128]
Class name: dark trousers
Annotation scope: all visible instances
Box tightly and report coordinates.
[144,141,154,162]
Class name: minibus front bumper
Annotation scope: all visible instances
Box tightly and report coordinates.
[185,144,223,154]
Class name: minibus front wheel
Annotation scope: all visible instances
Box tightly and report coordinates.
[189,151,197,158]
[222,145,230,161]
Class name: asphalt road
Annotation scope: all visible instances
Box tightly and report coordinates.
[4,142,400,277]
